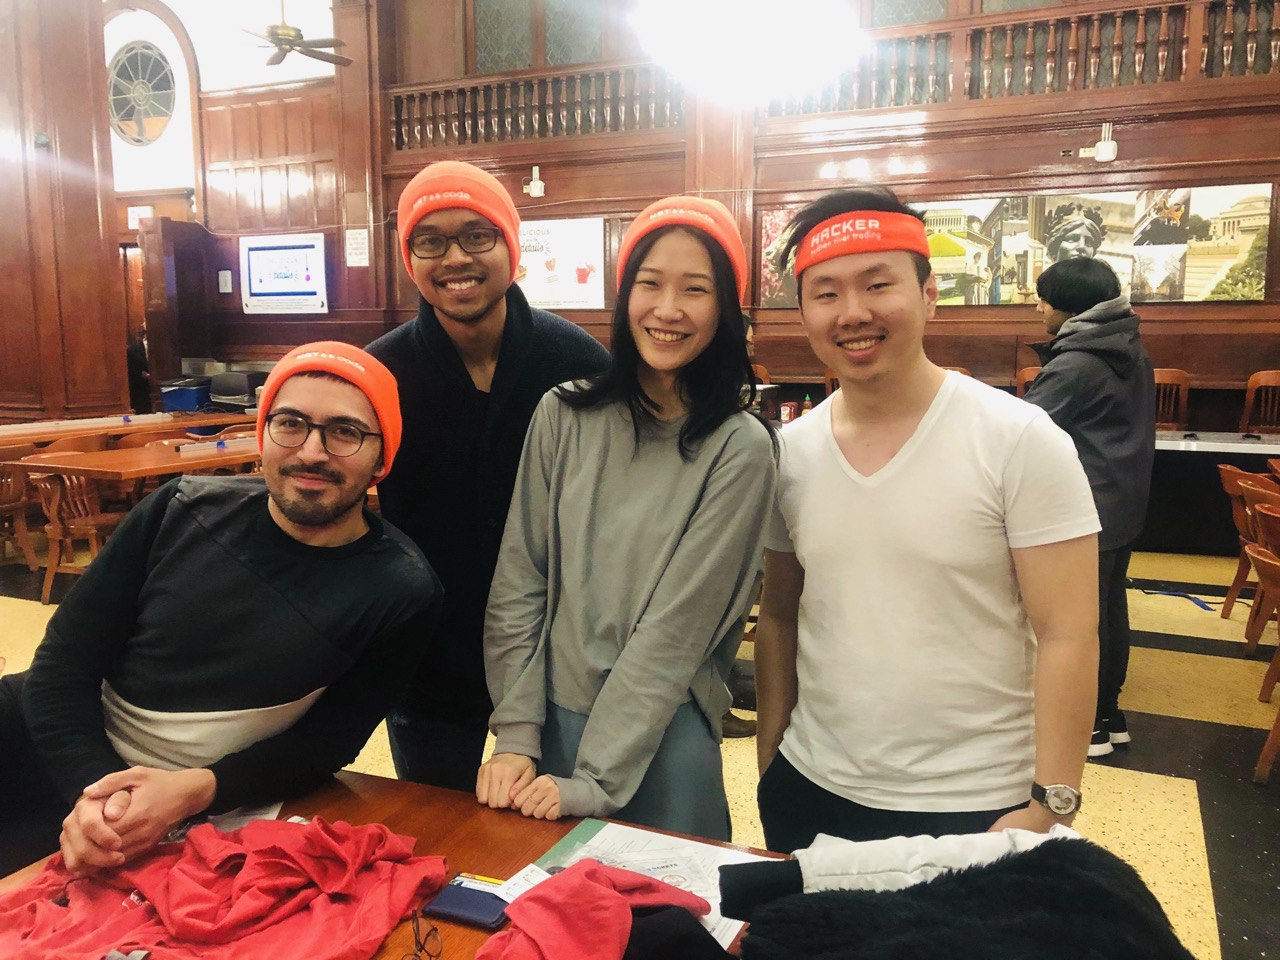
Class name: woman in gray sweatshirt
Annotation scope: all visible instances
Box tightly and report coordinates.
[477,196,777,840]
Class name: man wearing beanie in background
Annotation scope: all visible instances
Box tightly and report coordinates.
[754,188,1101,852]
[0,342,441,876]
[367,160,609,791]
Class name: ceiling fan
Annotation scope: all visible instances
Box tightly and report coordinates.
[245,0,353,67]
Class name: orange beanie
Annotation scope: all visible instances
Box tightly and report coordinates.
[256,341,402,483]
[397,161,522,284]
[616,196,748,303]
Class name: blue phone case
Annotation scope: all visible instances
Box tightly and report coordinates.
[422,882,509,930]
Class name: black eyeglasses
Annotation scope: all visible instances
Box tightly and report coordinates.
[265,412,381,458]
[401,913,443,960]
[408,227,502,260]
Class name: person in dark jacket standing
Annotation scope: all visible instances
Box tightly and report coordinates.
[367,161,610,791]
[1024,257,1156,758]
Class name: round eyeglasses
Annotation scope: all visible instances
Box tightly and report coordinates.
[408,227,502,260]
[265,413,380,458]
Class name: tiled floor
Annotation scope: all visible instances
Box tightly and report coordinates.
[3,549,1278,958]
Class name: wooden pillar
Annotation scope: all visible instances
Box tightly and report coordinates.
[683,96,755,303]
[0,0,128,422]
[332,0,387,312]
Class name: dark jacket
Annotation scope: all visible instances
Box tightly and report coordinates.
[366,286,611,721]
[1025,295,1156,551]
[739,839,1194,960]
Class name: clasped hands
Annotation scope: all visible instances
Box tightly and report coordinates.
[59,766,216,876]
[475,753,561,820]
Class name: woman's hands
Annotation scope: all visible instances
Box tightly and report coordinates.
[475,755,562,819]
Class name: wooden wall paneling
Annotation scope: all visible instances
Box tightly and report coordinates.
[14,0,129,419]
[684,100,755,291]
[122,246,145,339]
[0,0,50,420]
[115,189,194,243]
[139,218,213,380]
[333,0,383,311]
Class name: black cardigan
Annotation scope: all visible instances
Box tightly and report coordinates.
[366,286,611,722]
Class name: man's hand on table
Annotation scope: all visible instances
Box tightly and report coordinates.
[476,753,535,809]
[62,767,217,872]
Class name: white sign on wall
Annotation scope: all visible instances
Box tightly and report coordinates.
[238,233,328,314]
[516,218,606,310]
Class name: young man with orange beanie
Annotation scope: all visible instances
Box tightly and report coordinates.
[754,188,1101,852]
[367,160,609,791]
[0,342,442,875]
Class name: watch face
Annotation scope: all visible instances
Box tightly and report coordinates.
[1045,786,1078,815]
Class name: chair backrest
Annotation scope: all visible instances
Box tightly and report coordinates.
[824,369,839,396]
[1219,464,1261,540]
[1239,371,1280,433]
[1015,366,1041,398]
[1253,504,1280,554]
[27,474,66,531]
[0,443,37,505]
[751,364,771,385]
[1152,368,1190,431]
[145,437,188,448]
[1269,458,1280,482]
[114,428,191,449]
[43,434,107,453]
[1240,481,1280,523]
[1245,543,1280,595]
[0,442,37,461]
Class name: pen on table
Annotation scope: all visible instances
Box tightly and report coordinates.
[458,872,505,884]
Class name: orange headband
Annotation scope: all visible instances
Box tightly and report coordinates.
[793,211,931,277]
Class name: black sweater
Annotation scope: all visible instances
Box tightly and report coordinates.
[366,287,610,722]
[1025,296,1156,551]
[22,476,441,811]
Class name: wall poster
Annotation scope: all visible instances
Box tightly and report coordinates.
[756,182,1272,307]
[516,217,606,310]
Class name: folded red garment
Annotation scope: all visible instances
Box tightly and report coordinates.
[476,858,711,960]
[0,817,446,960]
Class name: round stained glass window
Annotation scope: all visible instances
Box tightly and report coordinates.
[108,41,176,146]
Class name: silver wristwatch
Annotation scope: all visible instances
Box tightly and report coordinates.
[1030,782,1081,817]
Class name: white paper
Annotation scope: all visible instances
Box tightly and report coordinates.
[515,218,606,310]
[344,228,370,267]
[554,822,768,948]
[495,863,552,904]
[239,233,328,314]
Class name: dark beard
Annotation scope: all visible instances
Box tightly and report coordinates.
[271,484,367,527]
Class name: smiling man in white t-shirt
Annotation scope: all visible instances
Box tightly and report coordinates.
[754,188,1102,853]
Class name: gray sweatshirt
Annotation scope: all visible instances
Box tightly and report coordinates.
[484,390,777,817]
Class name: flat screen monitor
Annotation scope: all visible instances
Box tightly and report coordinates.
[238,232,328,314]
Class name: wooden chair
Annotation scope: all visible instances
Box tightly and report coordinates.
[1240,481,1280,652]
[113,428,192,449]
[105,429,195,507]
[1243,543,1280,783]
[824,369,839,397]
[751,364,771,385]
[26,471,128,604]
[0,446,39,570]
[1239,371,1280,434]
[1015,366,1041,397]
[42,434,108,453]
[1219,464,1268,619]
[1153,368,1190,431]
[1269,459,1280,483]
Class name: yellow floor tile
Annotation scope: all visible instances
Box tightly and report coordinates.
[1128,589,1271,645]
[1076,765,1219,960]
[1122,646,1278,730]
[1130,552,1240,587]
[0,596,53,673]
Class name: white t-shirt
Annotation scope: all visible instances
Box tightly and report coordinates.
[766,372,1100,812]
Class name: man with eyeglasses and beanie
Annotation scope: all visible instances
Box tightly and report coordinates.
[754,188,1101,852]
[0,342,441,876]
[1024,257,1155,759]
[367,161,609,791]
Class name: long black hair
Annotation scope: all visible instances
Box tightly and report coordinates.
[557,223,774,461]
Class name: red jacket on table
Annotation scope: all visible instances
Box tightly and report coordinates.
[0,818,446,960]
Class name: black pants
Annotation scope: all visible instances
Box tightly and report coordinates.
[757,752,1023,854]
[1097,545,1134,722]
[386,711,490,793]
[0,672,69,874]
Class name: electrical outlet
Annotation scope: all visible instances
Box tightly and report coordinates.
[1060,148,1074,157]
[1078,146,1097,158]
[217,270,233,294]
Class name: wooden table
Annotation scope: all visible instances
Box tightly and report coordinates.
[0,772,774,959]
[1,442,261,481]
[0,412,253,447]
